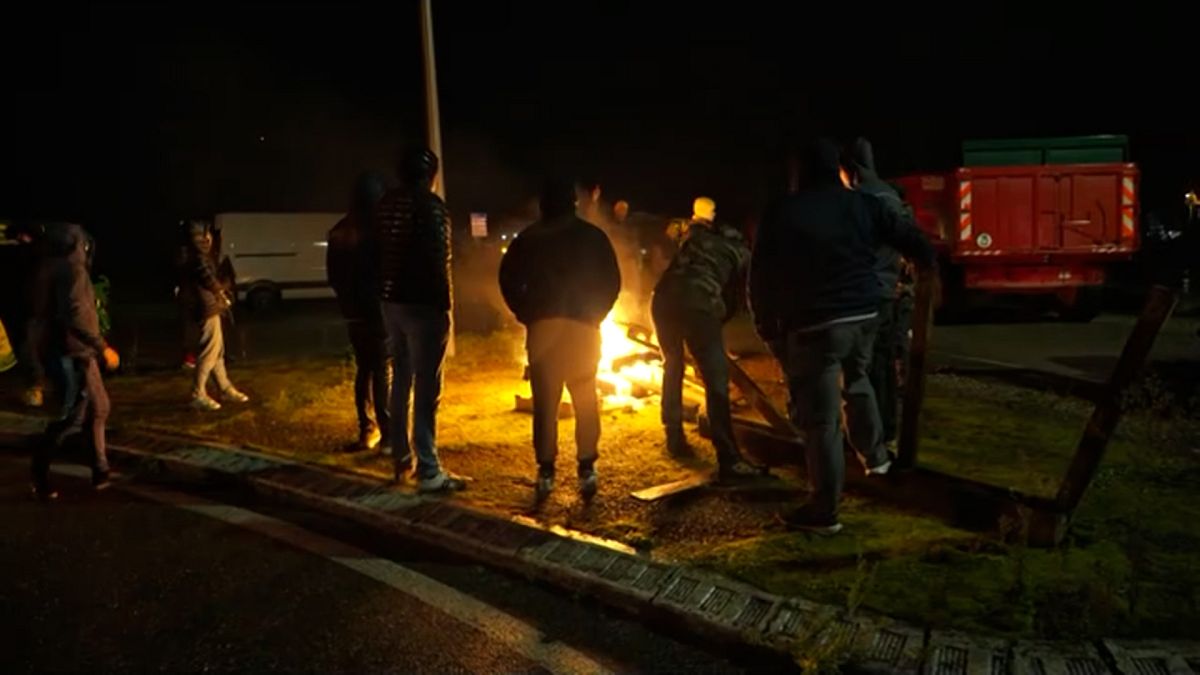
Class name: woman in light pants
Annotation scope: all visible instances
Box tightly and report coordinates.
[183,220,248,411]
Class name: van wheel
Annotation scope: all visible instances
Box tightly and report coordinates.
[245,286,280,313]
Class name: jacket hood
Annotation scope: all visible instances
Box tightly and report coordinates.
[847,137,880,182]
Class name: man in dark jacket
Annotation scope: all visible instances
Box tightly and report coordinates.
[31,224,121,499]
[184,220,248,411]
[652,196,763,481]
[499,177,621,500]
[376,147,465,493]
[844,138,916,445]
[328,172,391,452]
[751,138,935,534]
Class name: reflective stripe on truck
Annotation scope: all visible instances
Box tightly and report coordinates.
[958,180,973,242]
[1121,176,1136,241]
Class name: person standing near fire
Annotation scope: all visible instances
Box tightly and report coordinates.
[843,137,917,447]
[328,172,392,452]
[751,139,934,534]
[376,147,466,493]
[499,177,621,500]
[652,197,764,481]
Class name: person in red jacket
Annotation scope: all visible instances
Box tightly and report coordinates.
[499,177,621,500]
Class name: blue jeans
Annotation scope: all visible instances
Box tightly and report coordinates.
[382,303,449,480]
[780,319,889,520]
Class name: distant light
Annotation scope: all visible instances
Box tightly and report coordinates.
[313,241,328,247]
[500,234,507,240]
[501,246,508,254]
[640,248,647,255]
[258,136,266,142]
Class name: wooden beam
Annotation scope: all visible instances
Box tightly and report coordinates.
[897,267,935,469]
[1053,286,1178,514]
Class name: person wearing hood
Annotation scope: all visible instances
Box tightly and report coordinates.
[652,196,764,482]
[183,219,249,411]
[328,171,392,452]
[31,224,121,499]
[844,137,918,446]
[750,138,935,534]
[499,177,621,500]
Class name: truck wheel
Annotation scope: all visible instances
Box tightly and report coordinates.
[245,285,280,313]
[1059,287,1103,323]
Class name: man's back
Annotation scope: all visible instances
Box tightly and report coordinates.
[376,187,451,311]
[655,222,749,320]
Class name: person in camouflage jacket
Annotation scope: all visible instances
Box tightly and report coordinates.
[651,197,763,482]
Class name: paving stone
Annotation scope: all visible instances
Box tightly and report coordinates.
[766,597,838,646]
[925,631,1010,675]
[339,489,421,513]
[1103,640,1200,675]
[653,573,781,638]
[1012,641,1113,675]
[845,617,925,675]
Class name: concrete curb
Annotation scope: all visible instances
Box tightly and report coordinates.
[3,411,1198,675]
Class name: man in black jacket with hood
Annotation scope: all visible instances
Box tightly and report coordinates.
[499,177,621,500]
[328,171,391,452]
[751,139,935,534]
[844,137,916,446]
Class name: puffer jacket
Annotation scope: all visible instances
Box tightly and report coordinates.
[38,224,106,359]
[375,186,452,311]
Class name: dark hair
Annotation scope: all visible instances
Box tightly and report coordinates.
[398,146,439,187]
[540,177,577,219]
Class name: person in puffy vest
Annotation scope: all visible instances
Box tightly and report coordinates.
[183,219,248,411]
[375,147,465,493]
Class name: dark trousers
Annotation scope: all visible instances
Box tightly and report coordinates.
[652,302,739,465]
[347,318,391,436]
[868,296,914,443]
[526,318,601,471]
[33,357,110,480]
[780,319,889,520]
[382,303,449,480]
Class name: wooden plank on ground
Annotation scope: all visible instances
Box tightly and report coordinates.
[631,472,712,501]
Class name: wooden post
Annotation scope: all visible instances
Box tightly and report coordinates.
[1054,286,1178,514]
[420,0,454,357]
[896,267,935,469]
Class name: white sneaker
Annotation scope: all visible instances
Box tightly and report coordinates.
[191,395,221,411]
[221,388,249,403]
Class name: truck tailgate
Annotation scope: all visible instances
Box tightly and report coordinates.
[955,163,1138,258]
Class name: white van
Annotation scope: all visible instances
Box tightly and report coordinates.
[216,212,343,309]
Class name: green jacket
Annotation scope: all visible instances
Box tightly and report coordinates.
[653,220,750,321]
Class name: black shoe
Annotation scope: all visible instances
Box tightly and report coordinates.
[577,462,598,500]
[779,504,843,535]
[392,455,414,484]
[666,430,693,457]
[92,469,112,491]
[716,459,768,484]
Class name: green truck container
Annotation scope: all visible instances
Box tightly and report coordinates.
[963,135,1129,167]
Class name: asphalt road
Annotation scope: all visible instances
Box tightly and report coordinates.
[0,456,790,674]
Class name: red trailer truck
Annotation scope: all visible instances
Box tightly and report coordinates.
[893,135,1139,321]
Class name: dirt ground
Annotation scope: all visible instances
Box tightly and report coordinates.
[10,329,1200,641]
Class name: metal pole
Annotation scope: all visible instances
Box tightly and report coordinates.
[420,0,454,355]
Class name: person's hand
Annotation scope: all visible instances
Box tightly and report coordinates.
[102,346,120,372]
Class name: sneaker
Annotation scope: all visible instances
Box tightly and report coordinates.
[666,429,692,456]
[181,355,197,370]
[392,456,414,484]
[358,427,382,451]
[578,468,598,499]
[866,451,896,476]
[31,483,59,501]
[221,387,249,404]
[418,471,468,494]
[191,395,221,411]
[92,469,112,491]
[22,387,45,408]
[780,504,843,535]
[717,459,767,484]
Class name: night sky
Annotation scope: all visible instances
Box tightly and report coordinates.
[4,2,1196,291]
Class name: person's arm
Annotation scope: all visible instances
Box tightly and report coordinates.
[867,193,936,269]
[594,229,622,318]
[65,266,107,356]
[498,234,529,322]
[749,203,784,341]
